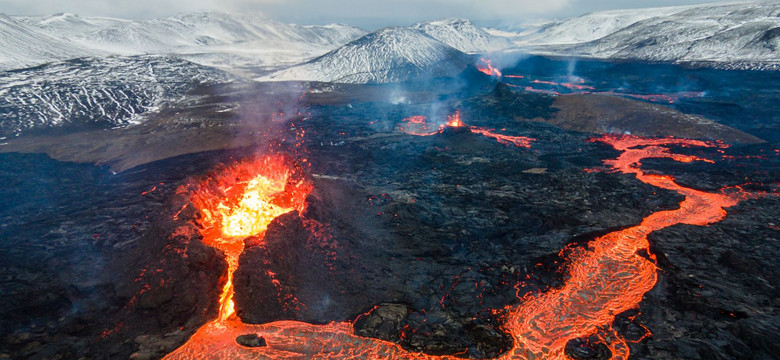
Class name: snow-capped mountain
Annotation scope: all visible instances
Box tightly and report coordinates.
[18,12,365,53]
[261,27,471,84]
[0,55,234,137]
[412,18,510,53]
[512,5,699,45]
[0,14,104,72]
[508,1,780,69]
[1,12,366,72]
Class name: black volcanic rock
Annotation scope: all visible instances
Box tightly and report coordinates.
[353,303,409,343]
[543,94,764,143]
[0,151,229,360]
[2,62,778,360]
[235,334,267,347]
[564,337,611,360]
[229,109,691,357]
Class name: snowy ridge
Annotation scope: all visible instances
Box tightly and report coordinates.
[260,27,471,84]
[0,13,103,71]
[507,1,780,69]
[0,55,234,136]
[513,5,701,45]
[260,18,509,84]
[412,18,510,53]
[2,12,366,72]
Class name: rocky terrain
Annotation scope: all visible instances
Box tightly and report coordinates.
[1,72,778,360]
[0,55,235,137]
[1,3,779,359]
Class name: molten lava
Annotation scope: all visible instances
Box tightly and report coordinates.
[165,135,773,360]
[476,58,502,78]
[398,115,439,136]
[445,111,465,128]
[186,155,311,321]
[469,128,535,148]
[399,111,535,148]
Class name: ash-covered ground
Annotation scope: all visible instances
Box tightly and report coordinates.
[1,72,778,360]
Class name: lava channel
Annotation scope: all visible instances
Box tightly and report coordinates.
[164,135,772,360]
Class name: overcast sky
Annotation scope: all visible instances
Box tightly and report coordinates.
[0,0,749,29]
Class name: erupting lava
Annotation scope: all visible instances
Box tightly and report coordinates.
[477,58,502,78]
[399,111,535,148]
[165,135,773,360]
[445,111,466,128]
[185,155,311,322]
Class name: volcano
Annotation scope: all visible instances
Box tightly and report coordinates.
[261,27,471,84]
[3,76,778,359]
[2,6,780,360]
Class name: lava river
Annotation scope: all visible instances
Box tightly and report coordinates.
[163,135,771,360]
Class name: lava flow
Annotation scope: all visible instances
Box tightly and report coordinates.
[399,111,535,148]
[183,155,311,322]
[164,135,772,360]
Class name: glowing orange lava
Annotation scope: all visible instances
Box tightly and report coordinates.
[477,58,502,78]
[469,128,535,148]
[398,115,439,136]
[399,112,535,148]
[445,111,465,128]
[165,135,772,360]
[186,155,311,322]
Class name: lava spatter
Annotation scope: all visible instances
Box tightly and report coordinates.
[476,58,502,78]
[164,134,772,360]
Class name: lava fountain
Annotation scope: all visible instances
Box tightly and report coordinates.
[164,135,772,360]
[163,154,310,357]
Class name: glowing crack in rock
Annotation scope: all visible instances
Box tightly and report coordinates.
[164,134,773,360]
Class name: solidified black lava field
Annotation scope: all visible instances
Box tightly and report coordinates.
[1,63,779,360]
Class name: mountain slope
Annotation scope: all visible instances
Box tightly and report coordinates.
[3,12,366,72]
[412,18,510,53]
[0,13,103,71]
[261,27,471,84]
[514,5,698,45]
[511,1,780,69]
[0,55,234,136]
[64,12,363,53]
